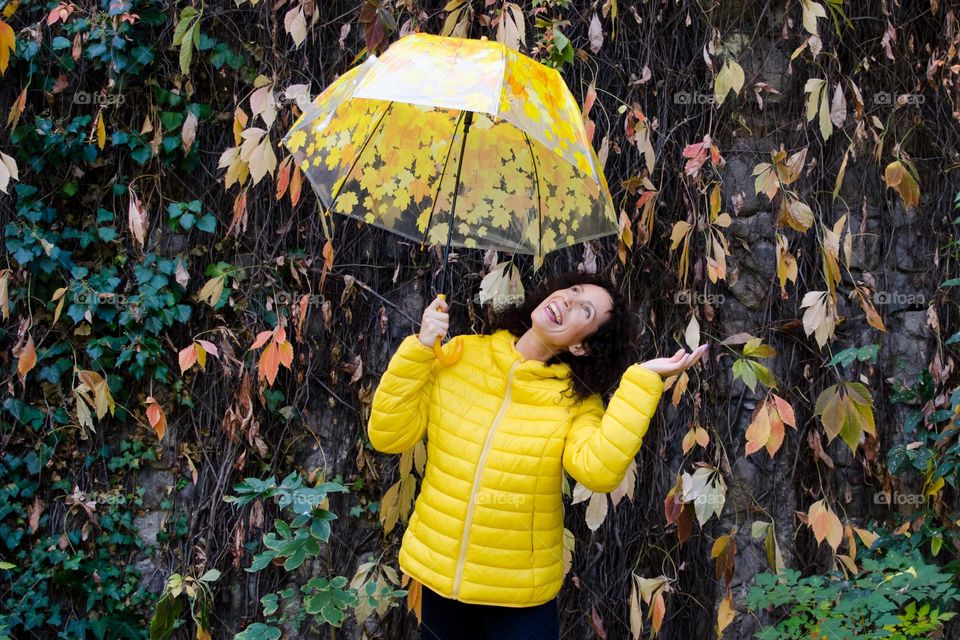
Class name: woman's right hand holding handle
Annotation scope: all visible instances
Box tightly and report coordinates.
[418,295,450,349]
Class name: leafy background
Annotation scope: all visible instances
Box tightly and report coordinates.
[2,0,960,638]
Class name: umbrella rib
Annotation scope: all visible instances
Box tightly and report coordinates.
[422,110,466,247]
[327,100,394,213]
[522,132,543,260]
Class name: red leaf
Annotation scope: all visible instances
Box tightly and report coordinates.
[275,155,292,201]
[589,605,607,640]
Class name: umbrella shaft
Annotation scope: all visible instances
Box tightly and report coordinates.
[437,110,474,296]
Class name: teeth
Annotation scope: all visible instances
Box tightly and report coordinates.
[548,302,562,324]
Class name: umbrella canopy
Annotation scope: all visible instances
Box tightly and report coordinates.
[281,32,617,266]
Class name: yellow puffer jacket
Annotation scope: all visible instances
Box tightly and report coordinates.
[367,329,664,607]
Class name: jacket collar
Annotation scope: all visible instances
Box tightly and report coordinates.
[490,329,572,380]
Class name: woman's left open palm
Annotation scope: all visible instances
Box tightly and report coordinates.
[640,344,709,378]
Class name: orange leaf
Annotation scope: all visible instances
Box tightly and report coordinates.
[320,239,334,292]
[765,410,786,457]
[772,393,796,428]
[250,330,273,350]
[178,343,197,373]
[406,578,422,623]
[744,398,772,456]
[289,162,302,207]
[652,590,666,633]
[0,19,14,75]
[227,189,248,238]
[275,155,292,200]
[145,396,167,441]
[7,86,25,128]
[259,341,281,385]
[808,499,843,551]
[17,333,36,381]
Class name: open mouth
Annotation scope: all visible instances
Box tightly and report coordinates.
[546,301,562,325]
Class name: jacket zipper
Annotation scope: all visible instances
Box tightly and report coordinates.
[451,358,522,598]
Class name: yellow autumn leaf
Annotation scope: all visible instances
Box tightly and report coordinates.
[0,19,14,75]
[854,527,879,549]
[717,588,735,635]
[0,269,9,320]
[669,220,692,250]
[96,111,106,150]
[884,160,919,210]
[197,275,226,307]
[714,58,745,105]
[51,286,67,324]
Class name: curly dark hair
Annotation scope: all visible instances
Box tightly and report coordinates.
[486,270,637,403]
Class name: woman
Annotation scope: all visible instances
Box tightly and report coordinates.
[368,271,708,639]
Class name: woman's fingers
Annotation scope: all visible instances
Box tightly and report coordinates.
[418,297,451,347]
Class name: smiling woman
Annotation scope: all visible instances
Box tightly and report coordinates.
[366,270,707,640]
[489,271,638,400]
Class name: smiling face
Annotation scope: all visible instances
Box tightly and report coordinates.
[530,283,615,357]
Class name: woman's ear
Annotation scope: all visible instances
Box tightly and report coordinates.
[569,342,589,357]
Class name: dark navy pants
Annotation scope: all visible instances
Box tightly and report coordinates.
[420,586,560,640]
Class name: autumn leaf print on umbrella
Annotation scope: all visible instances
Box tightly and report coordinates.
[281,32,617,362]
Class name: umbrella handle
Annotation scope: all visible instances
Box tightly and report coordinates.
[433,294,463,366]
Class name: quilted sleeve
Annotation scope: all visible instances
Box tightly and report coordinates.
[368,333,463,454]
[562,364,665,493]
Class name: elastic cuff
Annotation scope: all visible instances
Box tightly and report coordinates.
[625,363,665,393]
[401,333,437,360]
